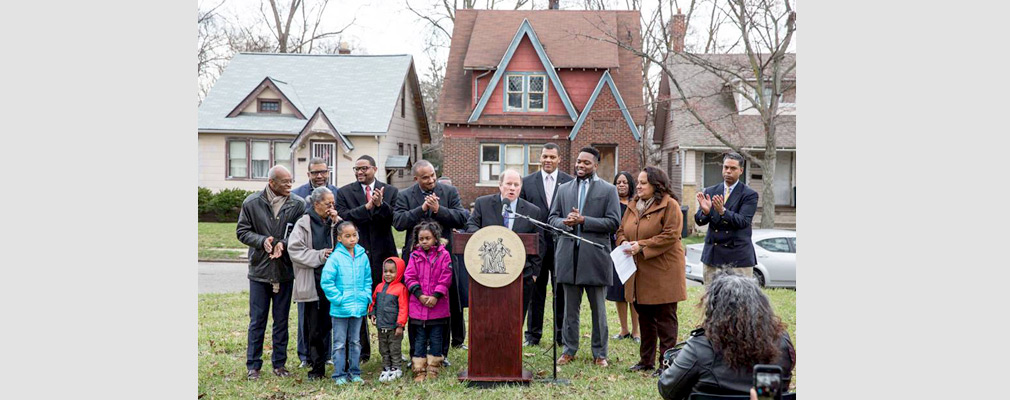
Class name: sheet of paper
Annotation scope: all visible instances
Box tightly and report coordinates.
[610,242,637,284]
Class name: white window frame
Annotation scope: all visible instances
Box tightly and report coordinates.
[503,73,548,113]
[480,144,502,183]
[505,75,525,112]
[527,75,546,111]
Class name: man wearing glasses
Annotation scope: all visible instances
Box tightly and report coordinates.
[291,157,340,368]
[236,165,307,380]
[335,155,400,364]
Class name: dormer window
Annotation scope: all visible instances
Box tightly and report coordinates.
[258,99,281,113]
[732,80,795,116]
[504,73,547,112]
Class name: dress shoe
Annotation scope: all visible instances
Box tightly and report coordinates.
[246,369,261,380]
[651,368,664,378]
[629,363,654,372]
[557,354,575,365]
[272,367,291,377]
[594,358,609,367]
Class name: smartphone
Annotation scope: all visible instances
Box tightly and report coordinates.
[753,364,783,400]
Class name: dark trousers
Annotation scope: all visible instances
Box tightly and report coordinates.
[302,294,332,376]
[411,323,446,358]
[634,302,679,368]
[246,280,293,371]
[298,302,332,363]
[521,275,535,321]
[525,244,564,345]
[377,328,404,370]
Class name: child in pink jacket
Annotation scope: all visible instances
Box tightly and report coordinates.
[402,220,452,382]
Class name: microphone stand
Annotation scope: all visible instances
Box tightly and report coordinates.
[507,206,597,386]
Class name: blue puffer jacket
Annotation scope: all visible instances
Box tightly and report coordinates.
[320,244,372,318]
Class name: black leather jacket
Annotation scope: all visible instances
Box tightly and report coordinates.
[236,189,306,284]
[658,329,795,400]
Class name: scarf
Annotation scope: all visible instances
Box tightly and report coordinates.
[307,208,333,251]
[636,196,655,215]
[264,184,287,218]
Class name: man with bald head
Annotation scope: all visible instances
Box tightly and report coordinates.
[393,160,469,361]
[466,169,545,319]
[236,165,307,380]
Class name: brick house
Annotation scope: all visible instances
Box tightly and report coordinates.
[438,9,646,206]
[654,14,796,231]
[198,53,430,192]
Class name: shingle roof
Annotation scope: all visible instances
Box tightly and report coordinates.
[660,53,795,149]
[439,9,645,126]
[198,53,415,135]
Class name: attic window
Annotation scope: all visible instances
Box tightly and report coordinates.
[504,73,548,112]
[258,99,281,113]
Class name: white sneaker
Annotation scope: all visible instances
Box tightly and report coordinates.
[390,368,403,379]
[325,359,334,365]
[378,369,390,382]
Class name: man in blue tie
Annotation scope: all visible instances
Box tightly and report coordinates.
[548,147,622,368]
[466,169,544,319]
[694,152,759,285]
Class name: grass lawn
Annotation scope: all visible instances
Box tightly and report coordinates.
[198,284,795,399]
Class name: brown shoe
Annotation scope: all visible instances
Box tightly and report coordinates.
[246,369,261,380]
[412,357,428,382]
[272,367,291,377]
[426,355,444,379]
[594,358,609,367]
[557,354,575,365]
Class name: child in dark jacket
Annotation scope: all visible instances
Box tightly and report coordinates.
[403,220,453,382]
[368,256,408,382]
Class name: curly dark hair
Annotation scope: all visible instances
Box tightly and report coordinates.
[636,166,678,203]
[411,219,443,250]
[613,171,636,201]
[700,270,786,369]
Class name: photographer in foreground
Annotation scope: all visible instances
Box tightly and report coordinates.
[658,270,795,399]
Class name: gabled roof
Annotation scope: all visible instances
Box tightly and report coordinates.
[226,77,307,119]
[468,19,578,123]
[290,108,354,152]
[658,53,795,149]
[438,9,645,126]
[199,53,427,139]
[569,70,641,141]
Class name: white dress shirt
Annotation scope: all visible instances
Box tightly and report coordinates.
[542,169,559,209]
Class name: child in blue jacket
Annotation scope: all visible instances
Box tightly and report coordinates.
[320,221,372,385]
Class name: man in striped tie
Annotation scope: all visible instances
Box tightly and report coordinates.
[694,152,759,286]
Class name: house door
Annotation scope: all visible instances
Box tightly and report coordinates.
[596,145,617,183]
[311,142,336,186]
[774,152,792,206]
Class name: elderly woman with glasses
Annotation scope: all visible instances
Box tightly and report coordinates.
[288,186,343,380]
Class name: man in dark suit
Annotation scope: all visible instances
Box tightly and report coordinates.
[393,160,469,364]
[518,143,573,347]
[694,152,759,285]
[548,147,622,368]
[466,168,544,320]
[335,155,399,363]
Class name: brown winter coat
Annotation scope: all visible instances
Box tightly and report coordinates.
[616,194,687,305]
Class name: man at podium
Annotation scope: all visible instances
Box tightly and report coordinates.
[465,169,544,318]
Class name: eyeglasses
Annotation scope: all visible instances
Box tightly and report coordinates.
[352,166,372,172]
[309,170,329,176]
[275,179,294,185]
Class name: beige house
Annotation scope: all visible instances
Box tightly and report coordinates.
[198,53,430,192]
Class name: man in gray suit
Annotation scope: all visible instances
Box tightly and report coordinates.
[548,147,622,368]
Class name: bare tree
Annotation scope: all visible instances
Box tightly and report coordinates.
[198,0,231,103]
[580,0,795,228]
[257,0,355,53]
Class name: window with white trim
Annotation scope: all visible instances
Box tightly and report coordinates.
[503,73,548,112]
[226,138,293,180]
[479,143,545,183]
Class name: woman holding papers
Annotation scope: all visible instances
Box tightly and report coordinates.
[615,166,686,376]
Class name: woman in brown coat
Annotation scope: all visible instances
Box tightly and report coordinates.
[616,166,686,375]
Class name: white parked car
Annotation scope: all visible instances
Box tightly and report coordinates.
[685,229,796,288]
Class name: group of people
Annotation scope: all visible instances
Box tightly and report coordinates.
[234,144,794,397]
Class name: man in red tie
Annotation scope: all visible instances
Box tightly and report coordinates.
[335,155,400,364]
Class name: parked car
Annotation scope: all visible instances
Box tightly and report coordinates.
[685,229,796,288]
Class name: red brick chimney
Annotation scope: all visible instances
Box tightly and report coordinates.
[549,0,560,10]
[670,9,686,53]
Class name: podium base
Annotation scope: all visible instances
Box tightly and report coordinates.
[458,369,533,388]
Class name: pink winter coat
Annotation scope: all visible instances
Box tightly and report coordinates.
[403,244,453,321]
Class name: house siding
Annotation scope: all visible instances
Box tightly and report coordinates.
[569,85,641,183]
[198,132,298,192]
[240,87,298,115]
[379,75,425,189]
[478,37,568,117]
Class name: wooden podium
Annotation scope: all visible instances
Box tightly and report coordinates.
[452,231,539,387]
